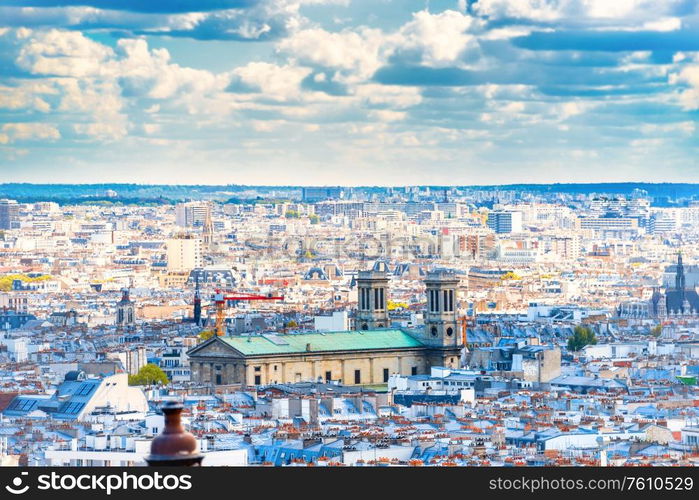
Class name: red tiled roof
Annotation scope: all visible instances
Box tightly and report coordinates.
[0,392,19,412]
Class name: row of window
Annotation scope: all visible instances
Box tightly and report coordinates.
[250,366,419,385]
[428,288,455,312]
[359,287,386,311]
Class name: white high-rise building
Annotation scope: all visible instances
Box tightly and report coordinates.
[175,202,211,227]
[166,235,203,271]
[487,211,523,234]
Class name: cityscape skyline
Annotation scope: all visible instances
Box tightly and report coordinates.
[1,0,699,477]
[1,0,698,184]
[1,187,699,469]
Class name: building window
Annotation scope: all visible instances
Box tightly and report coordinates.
[431,326,438,337]
[254,366,261,372]
[411,366,418,375]
[446,327,453,337]
[325,371,332,381]
[215,374,222,385]
[361,323,368,330]
[354,370,361,384]
[254,375,261,385]
[274,365,278,371]
[383,368,389,383]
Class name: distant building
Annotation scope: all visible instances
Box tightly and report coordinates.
[3,371,148,421]
[621,253,699,319]
[576,215,639,232]
[0,310,36,330]
[487,211,522,234]
[125,346,146,375]
[166,235,203,271]
[48,310,79,327]
[661,252,699,315]
[314,311,349,332]
[649,212,677,235]
[467,343,562,383]
[302,187,345,203]
[187,267,236,287]
[116,289,135,327]
[0,199,19,230]
[175,202,211,227]
[188,269,464,386]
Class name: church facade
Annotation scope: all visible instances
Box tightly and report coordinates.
[619,253,699,319]
[187,269,464,386]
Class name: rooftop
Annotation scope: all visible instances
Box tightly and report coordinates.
[217,329,424,356]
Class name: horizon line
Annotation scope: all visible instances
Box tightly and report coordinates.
[2,181,699,188]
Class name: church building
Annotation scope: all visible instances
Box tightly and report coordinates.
[619,252,699,319]
[187,269,464,386]
[650,252,699,317]
[115,288,135,327]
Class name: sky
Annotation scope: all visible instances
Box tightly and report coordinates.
[0,0,698,186]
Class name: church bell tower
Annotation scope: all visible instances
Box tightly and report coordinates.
[116,288,135,327]
[424,270,460,347]
[422,270,462,369]
[355,267,389,330]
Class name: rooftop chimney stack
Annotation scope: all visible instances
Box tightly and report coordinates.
[146,401,204,466]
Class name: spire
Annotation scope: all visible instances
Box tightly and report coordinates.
[202,204,214,248]
[676,251,686,292]
[193,275,202,325]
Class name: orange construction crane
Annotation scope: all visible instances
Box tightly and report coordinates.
[460,314,476,348]
[212,290,284,336]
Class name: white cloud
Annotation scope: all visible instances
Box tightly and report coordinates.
[229,62,312,102]
[394,10,481,67]
[277,27,386,82]
[16,28,113,78]
[369,109,406,122]
[472,0,686,26]
[354,84,422,109]
[2,122,60,142]
[73,120,128,141]
[0,82,56,112]
[641,17,682,32]
[670,65,699,110]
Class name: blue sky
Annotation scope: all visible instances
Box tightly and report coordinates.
[0,0,698,185]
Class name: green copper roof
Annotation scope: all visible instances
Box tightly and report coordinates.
[220,329,424,356]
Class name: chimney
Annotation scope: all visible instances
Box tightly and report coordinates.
[145,401,203,466]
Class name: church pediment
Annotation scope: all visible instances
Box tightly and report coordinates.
[187,337,245,358]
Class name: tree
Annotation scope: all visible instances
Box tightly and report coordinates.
[199,330,215,341]
[387,300,409,311]
[567,325,597,352]
[128,363,169,386]
[650,325,662,338]
[501,272,522,281]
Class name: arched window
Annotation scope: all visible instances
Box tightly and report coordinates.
[431,326,438,337]
[361,323,369,331]
[446,327,453,337]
